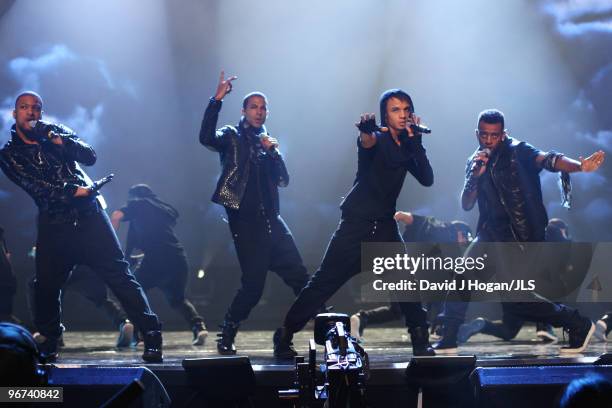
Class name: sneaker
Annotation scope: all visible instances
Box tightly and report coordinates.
[273,327,297,359]
[116,320,134,348]
[535,323,558,343]
[432,325,459,354]
[458,318,486,344]
[192,321,208,346]
[350,312,367,343]
[560,320,595,354]
[409,326,435,356]
[594,319,609,342]
[142,330,163,363]
[216,321,238,355]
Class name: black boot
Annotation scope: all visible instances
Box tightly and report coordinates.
[217,321,239,355]
[432,324,459,354]
[142,330,163,363]
[35,335,59,363]
[409,326,435,356]
[273,327,297,359]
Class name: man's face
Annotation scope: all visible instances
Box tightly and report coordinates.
[242,95,267,128]
[476,121,505,151]
[385,97,412,134]
[13,94,42,133]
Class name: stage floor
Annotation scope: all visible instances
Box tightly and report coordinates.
[55,325,610,369]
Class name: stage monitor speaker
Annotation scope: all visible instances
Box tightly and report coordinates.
[182,356,255,403]
[406,355,477,408]
[47,366,170,408]
[471,364,612,408]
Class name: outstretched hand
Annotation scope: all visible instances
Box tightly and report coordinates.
[579,150,605,172]
[214,70,238,101]
[355,113,388,134]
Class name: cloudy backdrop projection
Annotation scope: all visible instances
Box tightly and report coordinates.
[0,0,610,328]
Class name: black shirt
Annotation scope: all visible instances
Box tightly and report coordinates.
[120,199,182,253]
[340,132,433,220]
[236,132,274,216]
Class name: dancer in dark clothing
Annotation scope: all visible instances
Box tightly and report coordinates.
[0,91,162,362]
[111,184,208,345]
[350,212,472,342]
[456,219,574,345]
[199,72,310,354]
[274,89,436,358]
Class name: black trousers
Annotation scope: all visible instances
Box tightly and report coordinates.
[33,210,159,339]
[134,249,203,328]
[225,210,310,323]
[283,217,428,334]
[27,266,128,330]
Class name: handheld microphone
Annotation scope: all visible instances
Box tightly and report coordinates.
[473,148,492,169]
[410,123,431,134]
[91,173,114,192]
[28,120,64,141]
[259,132,280,158]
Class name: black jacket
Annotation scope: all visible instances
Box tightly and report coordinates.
[473,137,548,242]
[199,98,290,211]
[0,124,98,223]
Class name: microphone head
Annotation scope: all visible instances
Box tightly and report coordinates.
[410,124,431,134]
[482,147,492,156]
[28,120,38,128]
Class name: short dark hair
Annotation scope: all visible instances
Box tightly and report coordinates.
[477,109,504,130]
[242,92,267,109]
[128,184,155,199]
[379,89,414,127]
[14,91,43,109]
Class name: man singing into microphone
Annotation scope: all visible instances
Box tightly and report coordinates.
[433,108,605,354]
[0,91,163,362]
[273,89,436,358]
[199,72,311,355]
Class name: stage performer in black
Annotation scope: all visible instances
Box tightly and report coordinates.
[433,109,605,354]
[111,184,208,346]
[274,89,436,358]
[199,72,311,355]
[0,91,162,362]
